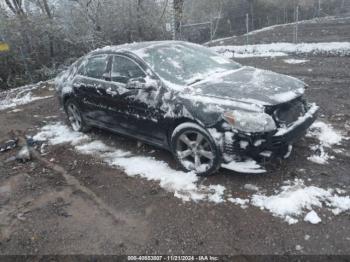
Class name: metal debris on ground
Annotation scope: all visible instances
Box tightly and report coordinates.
[1,133,42,163]
[0,139,18,153]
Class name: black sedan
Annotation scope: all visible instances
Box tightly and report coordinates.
[55,41,318,176]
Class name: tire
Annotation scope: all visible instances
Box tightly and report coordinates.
[64,98,90,133]
[171,123,222,176]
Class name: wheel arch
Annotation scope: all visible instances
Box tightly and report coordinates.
[166,118,208,151]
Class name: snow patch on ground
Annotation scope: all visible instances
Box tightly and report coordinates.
[228,198,249,209]
[34,123,226,203]
[304,210,322,224]
[33,123,89,146]
[306,121,345,164]
[222,159,266,174]
[233,52,288,58]
[284,59,309,64]
[212,42,350,58]
[244,184,260,192]
[251,179,350,224]
[0,82,52,111]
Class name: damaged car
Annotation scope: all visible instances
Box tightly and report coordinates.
[55,41,318,176]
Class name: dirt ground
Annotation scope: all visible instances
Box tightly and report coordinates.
[0,54,350,256]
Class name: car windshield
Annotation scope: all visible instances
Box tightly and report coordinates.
[138,42,241,86]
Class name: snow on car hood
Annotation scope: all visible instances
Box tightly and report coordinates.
[189,66,305,106]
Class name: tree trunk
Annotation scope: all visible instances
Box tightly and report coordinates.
[137,0,144,40]
[41,0,55,59]
[173,0,184,40]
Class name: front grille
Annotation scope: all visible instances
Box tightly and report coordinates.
[266,98,307,127]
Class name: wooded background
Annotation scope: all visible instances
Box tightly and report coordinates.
[0,0,349,90]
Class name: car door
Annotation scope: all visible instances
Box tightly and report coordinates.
[72,54,111,124]
[105,54,166,144]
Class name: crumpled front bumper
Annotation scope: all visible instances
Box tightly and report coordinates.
[223,103,319,161]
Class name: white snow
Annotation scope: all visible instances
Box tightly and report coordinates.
[306,121,345,164]
[244,184,260,192]
[0,82,52,111]
[285,216,299,225]
[34,122,226,203]
[307,121,343,147]
[34,122,350,224]
[180,93,264,113]
[33,123,89,146]
[221,159,266,174]
[307,145,330,165]
[274,103,319,136]
[212,42,350,58]
[304,210,321,224]
[251,179,350,223]
[228,198,249,209]
[284,59,309,64]
[270,88,305,103]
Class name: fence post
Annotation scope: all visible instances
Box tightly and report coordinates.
[170,0,176,40]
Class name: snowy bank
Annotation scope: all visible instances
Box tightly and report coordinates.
[211,42,350,58]
[0,82,53,111]
[207,16,350,46]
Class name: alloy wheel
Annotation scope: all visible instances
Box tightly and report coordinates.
[175,131,215,173]
[67,103,82,131]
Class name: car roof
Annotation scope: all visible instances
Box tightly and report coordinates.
[90,40,191,56]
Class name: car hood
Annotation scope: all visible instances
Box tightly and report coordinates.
[188,66,306,106]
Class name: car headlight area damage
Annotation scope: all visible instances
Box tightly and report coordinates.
[213,102,319,168]
[223,110,277,133]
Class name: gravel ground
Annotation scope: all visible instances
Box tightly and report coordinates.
[0,54,349,256]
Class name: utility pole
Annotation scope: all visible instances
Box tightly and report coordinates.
[294,5,299,43]
[246,13,249,45]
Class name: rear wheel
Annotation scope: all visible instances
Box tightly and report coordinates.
[64,99,90,132]
[171,123,221,176]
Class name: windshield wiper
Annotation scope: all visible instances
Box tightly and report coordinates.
[187,78,204,86]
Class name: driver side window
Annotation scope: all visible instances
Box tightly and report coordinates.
[111,55,146,84]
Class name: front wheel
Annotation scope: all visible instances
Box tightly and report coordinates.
[64,99,90,133]
[171,123,221,176]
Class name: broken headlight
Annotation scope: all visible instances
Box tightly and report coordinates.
[223,111,277,133]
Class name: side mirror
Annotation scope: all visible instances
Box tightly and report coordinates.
[102,73,111,81]
[127,77,146,89]
[127,77,158,91]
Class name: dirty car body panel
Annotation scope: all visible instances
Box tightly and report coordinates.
[55,41,318,173]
